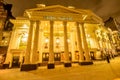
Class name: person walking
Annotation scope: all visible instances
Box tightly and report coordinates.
[106,53,110,63]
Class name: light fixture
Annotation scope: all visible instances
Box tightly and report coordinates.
[67,39,70,43]
[87,34,90,38]
[45,37,49,43]
[21,37,27,42]
[56,37,60,43]
[24,33,28,37]
[23,24,28,28]
[5,41,8,43]
[21,32,28,42]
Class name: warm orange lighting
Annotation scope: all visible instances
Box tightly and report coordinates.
[21,33,28,42]
[56,38,60,43]
[23,24,28,28]
[0,55,3,63]
[45,37,49,43]
[82,15,88,20]
[21,37,27,42]
[67,39,70,43]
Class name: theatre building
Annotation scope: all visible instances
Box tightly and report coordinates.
[4,4,116,71]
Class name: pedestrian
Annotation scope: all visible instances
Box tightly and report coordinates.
[106,54,110,63]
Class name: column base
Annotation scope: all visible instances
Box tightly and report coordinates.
[20,64,38,71]
[64,62,72,67]
[2,63,10,69]
[47,63,55,69]
[38,62,48,66]
[79,61,93,65]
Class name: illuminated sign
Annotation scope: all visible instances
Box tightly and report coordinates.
[43,16,73,21]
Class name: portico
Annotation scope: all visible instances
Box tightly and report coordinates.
[21,19,93,70]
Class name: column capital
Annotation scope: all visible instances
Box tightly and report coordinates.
[63,21,67,26]
[36,20,40,23]
[77,22,84,25]
[76,22,79,26]
[30,20,34,23]
[36,20,40,28]
[50,21,54,25]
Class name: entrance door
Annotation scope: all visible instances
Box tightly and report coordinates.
[42,52,49,61]
[12,56,20,68]
[54,52,61,61]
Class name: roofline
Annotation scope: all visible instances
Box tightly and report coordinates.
[26,5,84,14]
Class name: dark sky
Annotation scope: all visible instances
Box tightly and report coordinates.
[4,0,120,21]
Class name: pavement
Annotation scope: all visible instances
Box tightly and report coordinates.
[0,57,120,80]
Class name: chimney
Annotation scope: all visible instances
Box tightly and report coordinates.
[68,6,75,9]
[36,4,46,8]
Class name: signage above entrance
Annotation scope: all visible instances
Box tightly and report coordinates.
[43,16,73,21]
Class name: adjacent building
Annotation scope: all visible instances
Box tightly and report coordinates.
[0,1,14,65]
[0,1,7,64]
[105,17,120,54]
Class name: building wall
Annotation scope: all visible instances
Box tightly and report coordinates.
[4,5,117,68]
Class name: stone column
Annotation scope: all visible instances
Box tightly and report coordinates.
[0,31,2,43]
[47,21,55,69]
[24,21,34,64]
[76,22,84,62]
[80,23,93,65]
[4,30,16,68]
[38,27,43,64]
[32,21,40,64]
[0,21,4,41]
[21,20,35,71]
[70,30,76,62]
[63,21,71,67]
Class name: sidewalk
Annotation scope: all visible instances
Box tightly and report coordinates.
[0,57,120,80]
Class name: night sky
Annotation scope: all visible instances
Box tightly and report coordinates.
[4,0,120,21]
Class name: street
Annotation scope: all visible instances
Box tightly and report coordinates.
[0,57,120,80]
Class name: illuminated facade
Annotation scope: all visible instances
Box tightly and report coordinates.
[105,17,120,53]
[0,1,8,64]
[4,4,116,71]
[0,2,7,46]
[0,1,14,65]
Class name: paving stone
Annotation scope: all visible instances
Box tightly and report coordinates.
[0,56,120,80]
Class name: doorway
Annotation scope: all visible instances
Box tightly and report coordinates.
[12,56,20,68]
